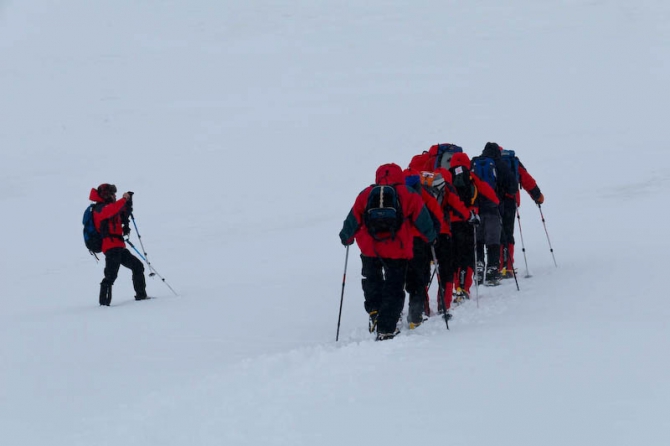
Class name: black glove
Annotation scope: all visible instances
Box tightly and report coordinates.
[468,210,481,226]
[340,237,353,247]
[123,224,131,236]
[124,192,134,212]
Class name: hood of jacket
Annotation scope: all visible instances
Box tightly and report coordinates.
[89,188,104,203]
[450,152,471,169]
[375,163,404,185]
[482,142,502,159]
[408,153,430,172]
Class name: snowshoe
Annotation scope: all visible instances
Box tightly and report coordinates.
[453,288,470,306]
[408,315,428,330]
[485,267,502,286]
[376,328,400,341]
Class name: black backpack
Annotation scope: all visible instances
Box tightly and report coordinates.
[450,165,477,206]
[82,204,103,253]
[364,185,403,240]
[501,149,520,184]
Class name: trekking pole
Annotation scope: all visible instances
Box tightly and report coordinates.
[538,204,557,267]
[430,245,448,330]
[128,213,179,296]
[473,226,479,308]
[336,245,350,342]
[505,245,520,291]
[516,209,531,278]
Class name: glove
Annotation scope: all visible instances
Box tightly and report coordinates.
[468,210,481,226]
[535,193,544,205]
[339,233,353,247]
[123,224,131,236]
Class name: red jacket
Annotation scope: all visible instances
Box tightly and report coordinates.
[339,164,437,259]
[404,169,444,238]
[433,168,470,230]
[515,163,541,206]
[89,188,129,253]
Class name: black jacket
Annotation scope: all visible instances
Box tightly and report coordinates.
[475,142,518,213]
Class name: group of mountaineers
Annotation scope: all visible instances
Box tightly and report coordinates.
[339,142,544,341]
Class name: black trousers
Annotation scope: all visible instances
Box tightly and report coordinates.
[361,255,408,334]
[435,234,455,309]
[452,221,475,274]
[405,238,431,323]
[101,247,147,298]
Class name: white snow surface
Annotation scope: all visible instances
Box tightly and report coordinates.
[1,1,670,445]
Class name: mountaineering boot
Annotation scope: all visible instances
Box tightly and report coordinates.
[376,328,400,341]
[99,282,112,306]
[368,310,379,333]
[475,261,485,285]
[407,294,425,328]
[501,267,515,279]
[485,266,502,286]
[132,272,148,300]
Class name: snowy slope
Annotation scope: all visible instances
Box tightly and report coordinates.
[1,1,669,445]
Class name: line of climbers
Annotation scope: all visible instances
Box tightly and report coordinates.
[339,142,544,341]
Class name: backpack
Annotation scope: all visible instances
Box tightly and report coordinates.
[450,165,477,206]
[434,144,463,170]
[409,151,432,172]
[83,204,103,253]
[471,156,497,191]
[500,149,520,183]
[418,171,446,203]
[364,185,403,240]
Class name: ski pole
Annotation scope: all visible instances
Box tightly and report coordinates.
[516,209,531,278]
[128,213,179,296]
[473,226,479,308]
[505,245,520,291]
[430,245,448,330]
[336,245,350,342]
[538,204,557,267]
